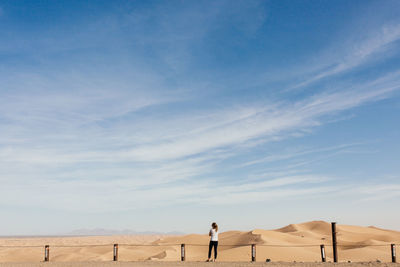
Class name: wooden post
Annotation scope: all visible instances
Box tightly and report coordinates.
[320,244,326,262]
[181,244,185,261]
[331,222,338,263]
[391,244,396,263]
[113,244,118,261]
[251,244,256,262]
[44,245,49,262]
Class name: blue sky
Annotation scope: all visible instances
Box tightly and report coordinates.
[0,0,400,235]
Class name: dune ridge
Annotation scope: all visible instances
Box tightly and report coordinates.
[1,221,399,263]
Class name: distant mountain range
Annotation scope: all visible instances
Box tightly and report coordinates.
[65,228,184,236]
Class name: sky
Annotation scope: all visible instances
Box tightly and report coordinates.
[0,0,400,235]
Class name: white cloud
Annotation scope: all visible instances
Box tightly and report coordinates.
[289,23,400,90]
[1,73,397,166]
[355,184,400,201]
[121,77,399,162]
[0,4,400,218]
[240,143,365,167]
[0,68,399,214]
[0,174,332,212]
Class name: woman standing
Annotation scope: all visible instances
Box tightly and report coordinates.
[207,222,219,262]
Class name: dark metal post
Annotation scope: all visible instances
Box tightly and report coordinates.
[391,244,396,263]
[251,244,256,262]
[181,244,185,261]
[320,244,326,262]
[44,245,49,262]
[331,222,338,263]
[113,244,118,261]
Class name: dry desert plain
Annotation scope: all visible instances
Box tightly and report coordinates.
[0,262,400,267]
[1,221,399,265]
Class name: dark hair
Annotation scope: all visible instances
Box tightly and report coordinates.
[212,222,218,232]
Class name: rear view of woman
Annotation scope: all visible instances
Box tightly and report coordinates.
[207,222,218,262]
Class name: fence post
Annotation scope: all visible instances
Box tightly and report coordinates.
[320,244,326,262]
[331,222,338,263]
[181,244,185,261]
[113,244,118,261]
[391,244,396,263]
[44,245,50,262]
[251,244,256,262]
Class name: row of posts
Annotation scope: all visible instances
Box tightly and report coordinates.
[180,240,395,263]
[42,223,396,263]
[43,243,396,262]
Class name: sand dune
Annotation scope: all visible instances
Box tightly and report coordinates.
[1,221,399,263]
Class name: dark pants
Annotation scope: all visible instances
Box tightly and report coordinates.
[208,241,218,259]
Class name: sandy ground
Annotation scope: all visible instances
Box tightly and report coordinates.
[1,221,399,264]
[0,262,399,267]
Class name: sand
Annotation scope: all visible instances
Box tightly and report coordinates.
[0,263,399,267]
[0,221,399,263]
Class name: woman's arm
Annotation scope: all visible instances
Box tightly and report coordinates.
[209,230,211,236]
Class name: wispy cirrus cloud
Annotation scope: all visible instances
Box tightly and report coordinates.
[0,1,400,235]
[288,23,400,90]
[123,76,400,162]
[344,183,400,202]
[0,71,399,212]
[1,72,398,166]
[0,174,332,211]
[240,143,364,167]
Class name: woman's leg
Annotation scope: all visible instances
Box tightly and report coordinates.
[214,241,218,259]
[208,241,213,259]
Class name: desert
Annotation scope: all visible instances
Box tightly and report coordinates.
[0,221,399,265]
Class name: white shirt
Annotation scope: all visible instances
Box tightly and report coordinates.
[210,228,218,241]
